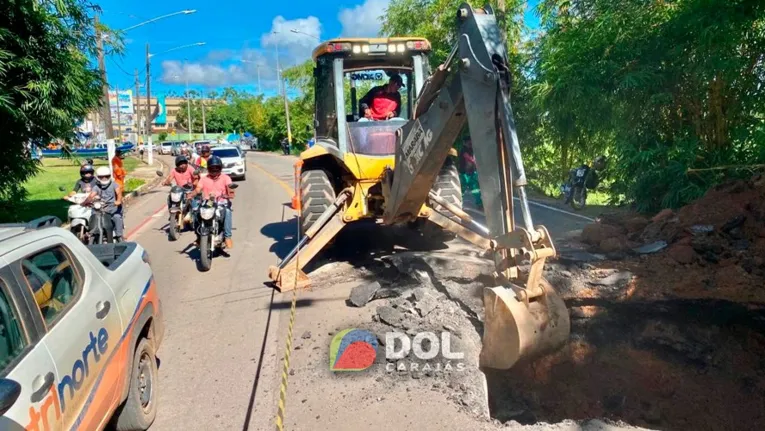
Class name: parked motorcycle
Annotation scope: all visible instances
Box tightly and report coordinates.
[156,171,195,241]
[195,183,238,272]
[560,156,606,210]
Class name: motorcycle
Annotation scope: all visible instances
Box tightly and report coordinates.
[195,183,239,272]
[62,192,93,242]
[560,157,606,210]
[156,171,195,241]
[60,188,117,244]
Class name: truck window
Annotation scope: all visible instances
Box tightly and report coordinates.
[19,247,82,326]
[0,279,26,371]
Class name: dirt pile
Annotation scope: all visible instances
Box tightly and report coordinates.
[579,173,765,303]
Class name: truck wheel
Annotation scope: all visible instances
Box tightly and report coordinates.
[422,158,463,241]
[198,235,212,271]
[114,338,158,431]
[300,169,335,234]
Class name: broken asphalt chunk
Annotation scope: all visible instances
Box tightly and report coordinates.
[348,281,382,307]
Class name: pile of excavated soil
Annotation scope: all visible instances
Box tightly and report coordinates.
[578,173,765,303]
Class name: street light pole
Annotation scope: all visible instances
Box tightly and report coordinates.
[185,61,192,138]
[145,42,153,165]
[272,32,291,144]
[201,89,207,139]
[134,69,141,145]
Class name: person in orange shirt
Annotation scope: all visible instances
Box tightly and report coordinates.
[111,149,127,193]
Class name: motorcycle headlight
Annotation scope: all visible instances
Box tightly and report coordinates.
[170,192,182,202]
[200,207,215,220]
[94,202,102,210]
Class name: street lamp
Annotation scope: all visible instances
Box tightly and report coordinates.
[270,31,292,145]
[97,9,198,139]
[144,41,206,165]
[121,10,197,32]
[240,59,261,94]
[290,29,320,41]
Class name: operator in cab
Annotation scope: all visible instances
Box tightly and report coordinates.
[190,156,235,249]
[164,155,198,188]
[359,73,404,121]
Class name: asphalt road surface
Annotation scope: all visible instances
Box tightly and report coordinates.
[120,152,592,430]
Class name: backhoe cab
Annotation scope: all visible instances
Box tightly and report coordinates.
[269,4,570,371]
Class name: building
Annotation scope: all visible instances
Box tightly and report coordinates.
[84,91,221,142]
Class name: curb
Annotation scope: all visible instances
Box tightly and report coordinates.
[122,158,170,207]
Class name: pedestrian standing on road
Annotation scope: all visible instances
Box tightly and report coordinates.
[458,137,482,209]
[111,149,126,193]
[281,138,290,155]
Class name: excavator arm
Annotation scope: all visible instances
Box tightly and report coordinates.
[382,3,570,370]
[269,3,569,370]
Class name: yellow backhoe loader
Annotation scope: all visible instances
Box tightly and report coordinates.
[268,3,570,370]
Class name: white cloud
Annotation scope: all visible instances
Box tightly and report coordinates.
[338,0,390,37]
[260,15,322,67]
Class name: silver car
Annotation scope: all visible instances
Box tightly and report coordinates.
[210,145,246,180]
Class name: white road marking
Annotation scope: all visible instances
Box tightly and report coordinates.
[513,197,596,222]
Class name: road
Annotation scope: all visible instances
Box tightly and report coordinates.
[120,152,592,430]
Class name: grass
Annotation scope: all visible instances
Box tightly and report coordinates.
[4,157,142,223]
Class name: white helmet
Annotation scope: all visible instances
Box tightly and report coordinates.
[95,166,111,185]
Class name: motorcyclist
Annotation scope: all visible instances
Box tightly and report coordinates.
[193,144,212,168]
[64,164,96,198]
[84,166,124,242]
[164,155,198,188]
[165,155,199,223]
[191,156,234,249]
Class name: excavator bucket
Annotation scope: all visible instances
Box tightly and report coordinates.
[480,278,570,370]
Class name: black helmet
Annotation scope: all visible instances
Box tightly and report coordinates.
[207,156,223,170]
[80,164,94,176]
[175,155,188,167]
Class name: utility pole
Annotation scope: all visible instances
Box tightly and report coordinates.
[134,69,141,144]
[115,85,122,142]
[185,60,192,138]
[145,43,153,165]
[201,90,207,139]
[282,73,292,145]
[95,15,114,139]
[274,40,291,144]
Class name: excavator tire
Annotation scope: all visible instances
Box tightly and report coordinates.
[300,169,336,234]
[417,158,463,242]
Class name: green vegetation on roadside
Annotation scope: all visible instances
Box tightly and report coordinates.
[4,157,140,223]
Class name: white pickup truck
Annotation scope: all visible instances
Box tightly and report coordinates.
[0,216,164,431]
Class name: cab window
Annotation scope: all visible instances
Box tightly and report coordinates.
[0,280,26,371]
[20,247,82,325]
[345,69,411,121]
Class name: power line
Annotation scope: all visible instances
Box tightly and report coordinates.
[108,57,135,78]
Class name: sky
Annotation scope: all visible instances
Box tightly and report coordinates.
[98,0,541,98]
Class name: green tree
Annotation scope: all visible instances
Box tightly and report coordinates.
[0,0,108,213]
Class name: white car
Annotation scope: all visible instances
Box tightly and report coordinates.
[159,142,173,155]
[0,216,164,430]
[211,145,247,180]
